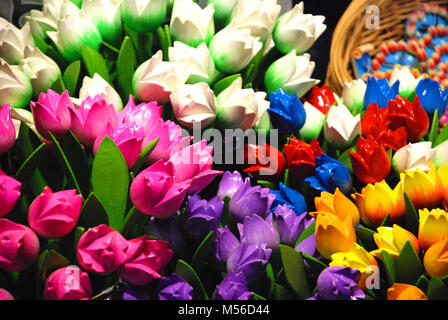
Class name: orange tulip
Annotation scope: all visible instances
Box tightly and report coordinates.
[423,238,448,278]
[370,224,420,260]
[313,188,360,226]
[387,283,427,300]
[418,208,448,251]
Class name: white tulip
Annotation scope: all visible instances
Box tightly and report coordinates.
[79,73,123,111]
[324,104,361,148]
[170,82,217,129]
[342,79,367,115]
[264,50,319,97]
[21,46,61,95]
[389,67,423,100]
[216,77,269,130]
[133,50,189,104]
[209,21,263,74]
[0,59,32,109]
[433,140,448,169]
[168,42,215,85]
[231,0,281,41]
[170,0,215,48]
[392,142,436,173]
[299,101,326,142]
[0,19,35,65]
[81,0,122,44]
[120,0,167,33]
[273,2,326,54]
[207,0,237,26]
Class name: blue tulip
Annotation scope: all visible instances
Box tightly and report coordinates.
[267,89,306,135]
[304,153,353,194]
[270,183,307,215]
[415,78,448,118]
[363,77,399,109]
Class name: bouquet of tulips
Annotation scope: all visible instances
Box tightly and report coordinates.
[0,0,447,302]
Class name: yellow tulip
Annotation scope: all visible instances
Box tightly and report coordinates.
[418,208,448,251]
[330,242,378,290]
[439,164,448,190]
[315,212,356,260]
[313,188,360,227]
[400,165,444,209]
[352,180,405,227]
[370,224,420,260]
[387,283,427,300]
[423,238,448,278]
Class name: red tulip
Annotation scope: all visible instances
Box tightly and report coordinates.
[307,84,336,115]
[243,143,286,181]
[347,135,391,184]
[388,96,429,141]
[284,138,323,180]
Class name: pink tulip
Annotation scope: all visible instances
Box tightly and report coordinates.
[0,288,14,300]
[28,187,82,239]
[44,266,92,300]
[118,236,173,286]
[30,89,72,140]
[77,224,128,275]
[69,95,118,148]
[130,160,191,218]
[0,169,21,218]
[93,122,144,168]
[118,95,162,134]
[0,218,39,272]
[169,140,222,194]
[0,104,16,155]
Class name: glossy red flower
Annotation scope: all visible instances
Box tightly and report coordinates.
[284,138,323,180]
[307,84,336,115]
[347,135,391,184]
[243,143,286,181]
[388,96,429,141]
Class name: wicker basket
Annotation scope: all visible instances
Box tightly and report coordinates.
[326,0,448,95]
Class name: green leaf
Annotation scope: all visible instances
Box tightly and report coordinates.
[78,193,109,229]
[416,274,430,293]
[295,221,315,247]
[156,26,168,61]
[130,137,159,174]
[265,263,275,298]
[117,36,137,97]
[62,60,81,96]
[395,240,423,284]
[427,277,448,300]
[33,36,50,53]
[175,259,209,300]
[257,180,274,189]
[91,137,129,230]
[356,226,377,251]
[15,143,46,184]
[49,75,66,94]
[429,109,439,145]
[220,195,231,228]
[301,251,328,274]
[81,44,110,83]
[279,245,309,299]
[380,250,395,286]
[36,249,70,282]
[213,74,241,96]
[435,124,448,147]
[190,231,215,275]
[273,283,295,300]
[404,192,419,236]
[253,293,266,300]
[283,168,290,187]
[48,132,82,196]
[380,212,391,227]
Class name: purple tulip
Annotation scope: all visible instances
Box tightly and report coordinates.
[69,95,118,148]
[146,215,185,253]
[212,226,240,269]
[238,214,280,249]
[228,178,275,223]
[212,271,253,300]
[158,273,193,300]
[31,89,72,140]
[217,171,244,201]
[226,242,272,283]
[309,266,365,300]
[0,169,21,218]
[0,104,15,156]
[182,194,223,240]
[121,283,150,300]
[273,205,314,246]
[295,233,317,257]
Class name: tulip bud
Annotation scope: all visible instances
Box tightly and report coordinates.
[44,266,92,300]
[392,142,436,173]
[265,51,320,97]
[267,88,306,135]
[207,0,237,27]
[81,0,122,44]
[216,171,244,201]
[25,9,58,40]
[79,73,123,111]
[28,187,82,239]
[159,273,193,300]
[418,208,448,251]
[307,84,336,115]
[342,79,367,115]
[209,21,263,74]
[0,218,40,272]
[315,212,356,260]
[121,0,167,33]
[273,3,326,55]
[0,18,34,65]
[324,104,361,149]
[0,169,21,218]
[388,96,429,141]
[170,0,214,48]
[364,76,399,110]
[0,288,14,300]
[133,50,189,104]
[0,104,16,156]
[168,42,216,85]
[170,82,216,129]
[0,59,32,109]
[415,78,448,118]
[387,283,427,300]
[313,188,360,227]
[370,224,420,259]
[239,214,280,250]
[77,224,129,274]
[389,67,422,100]
[424,238,448,278]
